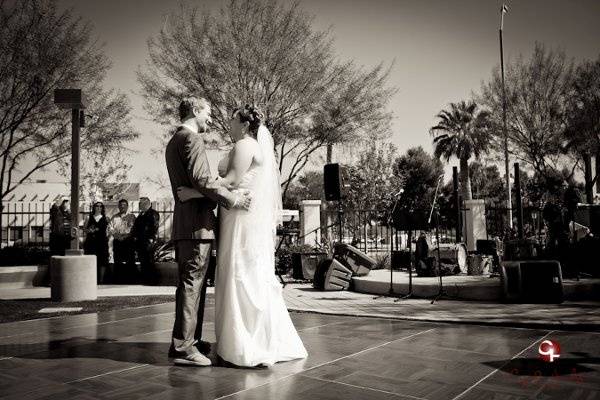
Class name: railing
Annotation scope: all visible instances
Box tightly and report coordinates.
[484,205,546,243]
[321,208,458,255]
[1,202,174,247]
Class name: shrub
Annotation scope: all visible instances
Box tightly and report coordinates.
[0,245,51,266]
[275,243,316,275]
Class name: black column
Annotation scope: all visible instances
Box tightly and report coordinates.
[453,166,461,243]
[514,162,524,239]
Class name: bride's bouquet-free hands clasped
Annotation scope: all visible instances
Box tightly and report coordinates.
[231,188,252,209]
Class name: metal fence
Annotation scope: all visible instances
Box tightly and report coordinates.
[321,208,458,256]
[1,201,174,247]
[484,205,546,243]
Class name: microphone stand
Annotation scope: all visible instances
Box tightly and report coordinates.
[429,175,453,304]
[374,190,405,300]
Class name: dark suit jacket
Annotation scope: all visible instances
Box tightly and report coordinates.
[132,208,160,242]
[165,126,229,241]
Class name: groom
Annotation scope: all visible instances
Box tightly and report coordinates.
[165,97,251,366]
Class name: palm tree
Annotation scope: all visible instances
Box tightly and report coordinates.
[430,100,491,201]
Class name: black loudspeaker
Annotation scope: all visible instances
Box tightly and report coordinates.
[476,239,497,255]
[324,163,341,201]
[574,204,600,234]
[392,209,430,231]
[333,243,375,276]
[313,258,352,290]
[503,239,539,261]
[501,260,564,303]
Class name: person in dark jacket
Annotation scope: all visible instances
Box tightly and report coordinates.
[132,197,160,284]
[49,198,72,256]
[84,202,110,283]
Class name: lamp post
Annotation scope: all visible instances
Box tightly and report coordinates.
[54,89,85,253]
[51,89,97,302]
[500,4,513,228]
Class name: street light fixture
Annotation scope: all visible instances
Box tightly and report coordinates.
[499,4,513,228]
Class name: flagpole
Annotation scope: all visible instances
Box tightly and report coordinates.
[499,4,513,229]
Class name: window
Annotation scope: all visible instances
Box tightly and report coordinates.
[32,226,44,238]
[9,227,23,241]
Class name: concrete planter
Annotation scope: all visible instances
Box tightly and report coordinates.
[50,255,97,302]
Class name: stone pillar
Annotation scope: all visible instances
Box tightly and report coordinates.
[300,200,322,247]
[462,199,487,251]
[50,255,97,302]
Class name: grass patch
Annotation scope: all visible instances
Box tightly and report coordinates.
[0,295,177,323]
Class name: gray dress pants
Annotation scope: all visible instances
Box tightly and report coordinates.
[171,239,212,355]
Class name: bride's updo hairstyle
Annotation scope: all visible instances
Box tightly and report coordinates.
[233,104,262,137]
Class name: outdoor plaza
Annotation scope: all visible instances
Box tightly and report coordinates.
[2,0,600,399]
[0,284,599,400]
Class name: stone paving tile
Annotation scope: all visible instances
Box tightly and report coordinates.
[1,283,599,399]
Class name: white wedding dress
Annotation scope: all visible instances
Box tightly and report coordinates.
[215,127,307,367]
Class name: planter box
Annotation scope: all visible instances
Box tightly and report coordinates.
[154,261,178,286]
[0,265,48,288]
[292,252,327,281]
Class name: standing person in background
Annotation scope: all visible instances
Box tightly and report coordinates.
[109,199,136,283]
[84,202,110,283]
[132,197,160,284]
[49,197,72,256]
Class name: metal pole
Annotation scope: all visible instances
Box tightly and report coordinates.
[500,16,513,228]
[453,166,461,242]
[70,108,81,251]
[514,162,524,239]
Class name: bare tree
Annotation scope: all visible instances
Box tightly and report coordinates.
[563,56,600,203]
[0,0,137,235]
[138,0,395,201]
[479,43,574,178]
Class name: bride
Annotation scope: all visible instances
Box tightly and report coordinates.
[177,105,307,367]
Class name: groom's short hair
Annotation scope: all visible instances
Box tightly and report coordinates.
[179,97,209,121]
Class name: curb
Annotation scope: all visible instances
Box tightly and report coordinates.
[287,306,600,333]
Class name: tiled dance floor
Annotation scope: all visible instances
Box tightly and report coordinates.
[0,300,598,400]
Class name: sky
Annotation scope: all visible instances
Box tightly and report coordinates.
[42,0,600,194]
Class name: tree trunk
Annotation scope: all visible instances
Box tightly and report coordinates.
[459,157,473,201]
[326,144,333,164]
[0,199,3,247]
[584,153,594,204]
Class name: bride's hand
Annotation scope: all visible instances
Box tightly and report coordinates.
[177,186,196,202]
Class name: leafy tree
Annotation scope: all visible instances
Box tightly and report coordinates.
[469,162,505,205]
[342,142,399,212]
[394,146,444,211]
[138,0,394,201]
[479,43,574,179]
[430,100,490,201]
[0,0,137,235]
[283,169,324,209]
